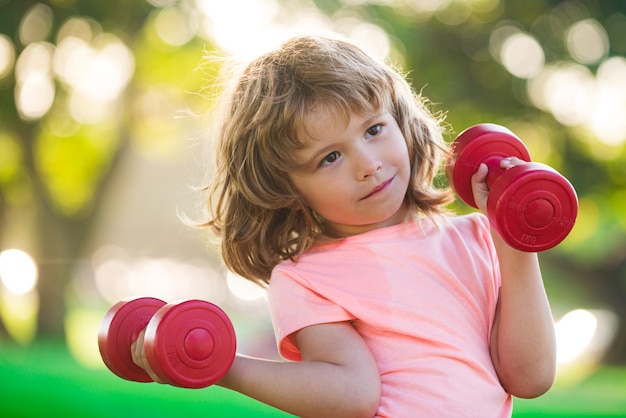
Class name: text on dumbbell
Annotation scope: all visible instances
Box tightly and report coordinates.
[520,234,537,245]
[167,348,180,367]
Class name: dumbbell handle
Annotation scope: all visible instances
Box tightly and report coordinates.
[482,156,562,229]
[99,297,166,383]
[449,124,532,209]
[483,156,515,189]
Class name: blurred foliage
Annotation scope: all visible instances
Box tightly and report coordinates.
[0,0,625,364]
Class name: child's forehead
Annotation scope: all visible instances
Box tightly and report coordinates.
[296,104,380,141]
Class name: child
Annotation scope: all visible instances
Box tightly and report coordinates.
[135,33,556,417]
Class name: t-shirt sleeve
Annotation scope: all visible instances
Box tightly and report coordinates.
[267,267,356,361]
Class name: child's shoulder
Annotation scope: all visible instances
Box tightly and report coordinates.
[447,212,489,229]
[445,212,491,237]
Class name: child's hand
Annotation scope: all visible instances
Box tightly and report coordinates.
[131,329,167,383]
[470,157,526,215]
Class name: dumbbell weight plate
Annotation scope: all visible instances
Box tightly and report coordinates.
[144,300,236,388]
[447,123,531,209]
[488,162,578,252]
[98,297,167,382]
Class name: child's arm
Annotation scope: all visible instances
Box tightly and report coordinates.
[134,321,381,418]
[472,162,557,398]
[219,321,380,417]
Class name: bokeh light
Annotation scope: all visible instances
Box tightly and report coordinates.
[65,308,106,369]
[489,12,626,147]
[14,42,55,121]
[556,309,598,364]
[0,249,38,295]
[405,0,453,15]
[555,309,619,383]
[53,30,135,124]
[92,245,227,305]
[526,60,626,147]
[499,32,544,79]
[566,19,609,65]
[155,4,197,46]
[0,249,39,345]
[527,63,595,126]
[226,271,266,302]
[0,34,15,79]
[590,57,626,145]
[18,3,53,45]
[194,0,283,57]
[0,289,39,345]
[143,0,392,62]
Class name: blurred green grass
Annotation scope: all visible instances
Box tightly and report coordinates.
[0,341,291,418]
[1,341,624,417]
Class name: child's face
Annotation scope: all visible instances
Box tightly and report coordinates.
[289,108,411,237]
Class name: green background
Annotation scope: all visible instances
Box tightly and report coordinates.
[2,342,625,418]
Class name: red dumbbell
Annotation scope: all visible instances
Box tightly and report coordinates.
[98,297,236,388]
[446,123,578,252]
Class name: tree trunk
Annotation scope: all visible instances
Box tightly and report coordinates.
[34,209,77,337]
[25,125,131,339]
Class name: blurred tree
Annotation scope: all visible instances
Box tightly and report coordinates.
[0,0,211,337]
[0,0,142,336]
[0,0,625,365]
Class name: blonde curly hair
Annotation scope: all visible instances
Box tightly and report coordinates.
[204,34,453,286]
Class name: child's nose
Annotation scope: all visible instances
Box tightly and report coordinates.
[356,150,382,179]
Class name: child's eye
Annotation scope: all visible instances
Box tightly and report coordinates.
[320,151,340,166]
[366,124,382,138]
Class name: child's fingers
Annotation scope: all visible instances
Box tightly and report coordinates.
[471,157,525,215]
[500,156,525,169]
[131,329,166,384]
[470,163,489,214]
[472,162,488,182]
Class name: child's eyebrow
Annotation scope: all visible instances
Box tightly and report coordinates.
[361,111,385,128]
[294,141,336,171]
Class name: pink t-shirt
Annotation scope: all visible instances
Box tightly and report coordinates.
[268,213,512,417]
